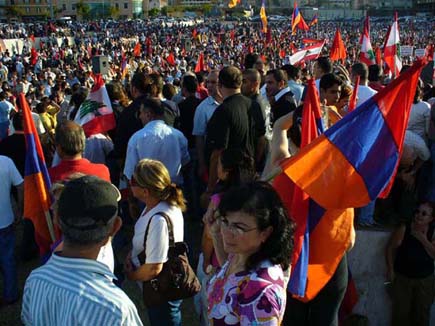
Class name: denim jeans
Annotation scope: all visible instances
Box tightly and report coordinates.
[0,224,18,301]
[147,299,182,326]
[0,121,9,141]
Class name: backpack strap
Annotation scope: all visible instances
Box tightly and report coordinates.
[137,211,175,265]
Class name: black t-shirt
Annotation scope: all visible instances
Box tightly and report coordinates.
[205,93,257,164]
[270,90,297,127]
[0,133,26,176]
[178,95,202,149]
[112,95,146,160]
[394,222,435,278]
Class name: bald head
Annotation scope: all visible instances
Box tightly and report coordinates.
[242,68,261,97]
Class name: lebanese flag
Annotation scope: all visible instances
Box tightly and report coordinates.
[359,16,376,66]
[74,75,115,138]
[384,13,402,77]
[290,42,325,65]
[330,28,347,62]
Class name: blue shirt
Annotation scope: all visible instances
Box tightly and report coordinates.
[124,119,190,185]
[22,253,143,326]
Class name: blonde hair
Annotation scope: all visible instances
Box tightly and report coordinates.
[133,159,187,211]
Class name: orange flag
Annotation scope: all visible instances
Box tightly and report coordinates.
[330,29,347,62]
[133,42,141,57]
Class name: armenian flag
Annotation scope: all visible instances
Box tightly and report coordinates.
[281,59,426,210]
[309,14,318,27]
[20,93,56,256]
[260,0,268,33]
[291,2,309,34]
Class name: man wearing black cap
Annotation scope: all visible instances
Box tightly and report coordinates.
[22,176,143,325]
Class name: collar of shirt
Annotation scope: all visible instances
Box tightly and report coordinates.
[50,252,117,280]
[275,87,291,102]
[207,96,220,106]
[144,119,166,129]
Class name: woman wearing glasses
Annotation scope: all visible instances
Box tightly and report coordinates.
[205,182,294,326]
[124,158,186,326]
[386,202,435,326]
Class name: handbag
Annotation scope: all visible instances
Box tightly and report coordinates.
[140,211,201,306]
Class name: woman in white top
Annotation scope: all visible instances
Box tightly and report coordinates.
[408,79,431,142]
[125,158,186,326]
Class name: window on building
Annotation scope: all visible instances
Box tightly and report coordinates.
[25,7,30,13]
[35,0,41,3]
[37,7,41,12]
[72,3,76,10]
[115,3,119,9]
[124,2,128,8]
[10,0,14,4]
[62,3,66,10]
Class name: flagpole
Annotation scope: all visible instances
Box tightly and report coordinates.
[44,210,56,242]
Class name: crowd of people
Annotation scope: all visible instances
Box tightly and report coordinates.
[0,16,435,326]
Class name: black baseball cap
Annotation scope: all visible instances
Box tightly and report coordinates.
[58,175,120,230]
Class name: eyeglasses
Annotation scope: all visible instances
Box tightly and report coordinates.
[218,215,257,235]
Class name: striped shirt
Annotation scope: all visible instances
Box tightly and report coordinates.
[22,253,143,326]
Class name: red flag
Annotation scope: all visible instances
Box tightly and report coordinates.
[133,42,141,57]
[167,52,176,66]
[330,28,347,62]
[230,30,235,41]
[192,28,197,39]
[298,14,310,31]
[30,47,38,66]
[195,52,205,73]
[348,76,359,112]
[375,47,382,65]
[20,94,57,256]
[30,34,35,43]
[279,49,286,59]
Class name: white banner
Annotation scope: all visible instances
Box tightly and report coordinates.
[400,45,414,57]
[415,48,426,58]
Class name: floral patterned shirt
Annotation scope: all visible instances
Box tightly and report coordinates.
[207,258,286,326]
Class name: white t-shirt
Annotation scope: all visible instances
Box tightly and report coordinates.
[356,85,377,107]
[0,155,23,228]
[408,100,431,141]
[131,201,184,267]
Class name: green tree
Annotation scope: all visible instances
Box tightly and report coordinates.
[1,5,25,20]
[148,8,160,17]
[76,1,91,20]
[161,6,168,16]
[109,6,120,19]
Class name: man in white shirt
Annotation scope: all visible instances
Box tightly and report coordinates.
[351,62,377,108]
[0,155,23,307]
[124,98,190,186]
[193,70,222,178]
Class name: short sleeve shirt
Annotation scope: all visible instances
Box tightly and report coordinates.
[0,155,23,228]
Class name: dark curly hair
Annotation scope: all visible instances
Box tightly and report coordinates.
[218,181,294,271]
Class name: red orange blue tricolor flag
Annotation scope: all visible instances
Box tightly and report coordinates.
[260,0,268,33]
[309,14,318,27]
[20,93,56,256]
[286,79,324,296]
[282,58,426,210]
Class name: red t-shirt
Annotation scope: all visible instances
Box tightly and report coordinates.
[49,158,111,184]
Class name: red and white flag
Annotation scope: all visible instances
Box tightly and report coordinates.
[384,13,402,76]
[360,16,376,66]
[290,42,325,66]
[74,75,115,137]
